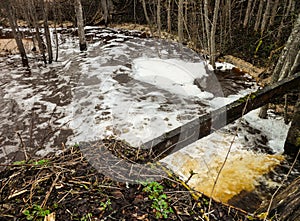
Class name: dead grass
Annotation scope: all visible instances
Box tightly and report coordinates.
[0,140,256,221]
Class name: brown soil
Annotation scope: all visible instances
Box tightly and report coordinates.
[0,140,258,221]
[0,38,34,56]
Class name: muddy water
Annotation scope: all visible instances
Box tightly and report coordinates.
[164,138,284,203]
[0,27,291,211]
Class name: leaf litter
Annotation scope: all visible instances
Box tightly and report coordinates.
[0,140,257,220]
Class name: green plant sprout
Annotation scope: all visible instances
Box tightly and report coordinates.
[100,198,112,211]
[23,204,50,221]
[80,212,93,221]
[142,181,174,219]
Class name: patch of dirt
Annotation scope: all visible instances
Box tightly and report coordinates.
[0,141,258,221]
[0,38,35,56]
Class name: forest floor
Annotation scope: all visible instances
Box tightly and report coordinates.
[0,141,259,221]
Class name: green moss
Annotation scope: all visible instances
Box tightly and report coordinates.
[237,92,257,103]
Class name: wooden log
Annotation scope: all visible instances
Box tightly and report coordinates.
[284,93,300,156]
[143,72,300,160]
[258,177,300,221]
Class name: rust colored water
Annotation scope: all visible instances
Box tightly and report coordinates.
[168,150,283,202]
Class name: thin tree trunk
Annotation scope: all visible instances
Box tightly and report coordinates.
[259,12,300,118]
[28,0,47,64]
[100,0,108,26]
[219,6,224,51]
[191,1,198,45]
[254,0,264,32]
[210,0,220,68]
[141,0,153,35]
[167,0,171,33]
[184,1,188,31]
[250,0,258,23]
[133,0,136,24]
[41,0,53,64]
[157,0,161,37]
[178,0,184,43]
[199,1,206,49]
[53,0,59,61]
[269,0,279,27]
[277,0,292,39]
[261,0,271,34]
[204,0,210,53]
[227,0,232,43]
[3,0,29,67]
[54,22,59,62]
[74,0,87,51]
[243,0,253,28]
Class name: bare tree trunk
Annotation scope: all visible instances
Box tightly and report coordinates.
[167,0,171,33]
[3,0,29,67]
[74,0,87,51]
[53,0,59,61]
[260,0,271,34]
[184,1,188,31]
[141,0,153,35]
[191,1,199,46]
[178,0,184,43]
[250,0,258,22]
[269,0,279,27]
[254,0,264,32]
[204,0,210,53]
[199,1,206,49]
[41,0,53,64]
[100,0,112,26]
[157,0,161,37]
[28,0,47,64]
[227,0,232,43]
[275,13,300,81]
[219,5,224,51]
[243,0,253,28]
[210,0,220,68]
[277,0,292,39]
[259,12,300,118]
[133,0,136,24]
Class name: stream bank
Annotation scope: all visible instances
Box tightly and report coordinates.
[0,26,299,219]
